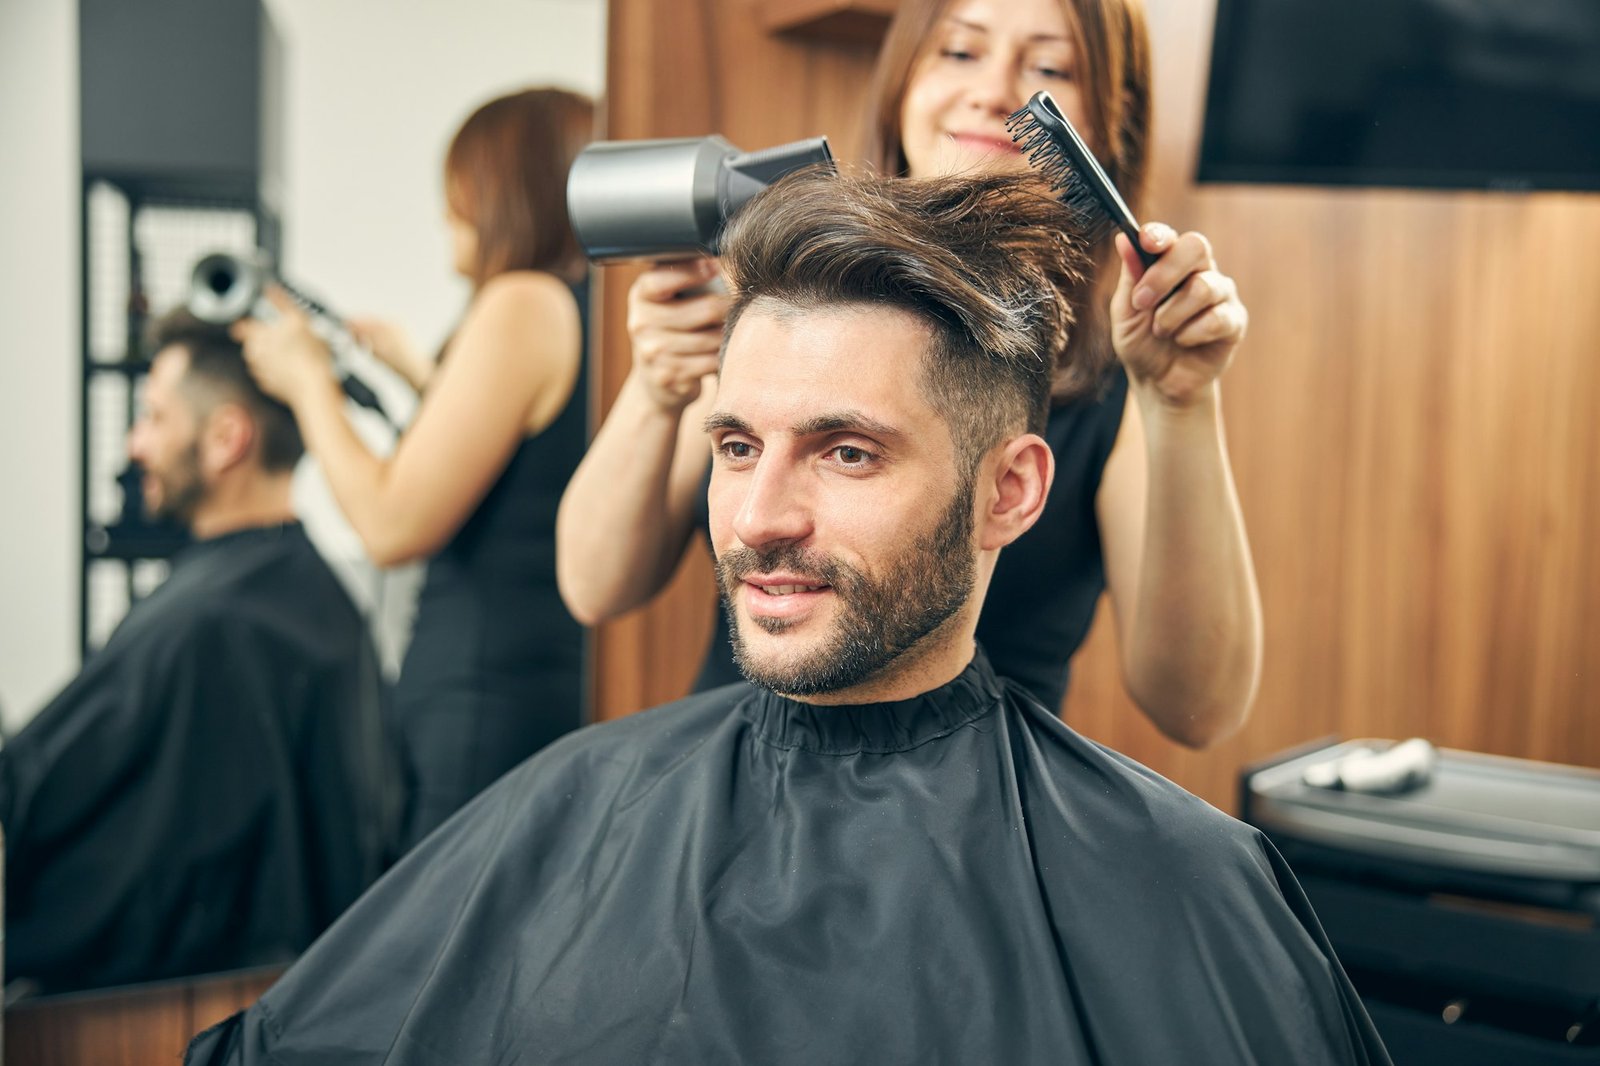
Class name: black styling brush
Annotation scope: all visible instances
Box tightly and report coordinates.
[1006,90,1157,268]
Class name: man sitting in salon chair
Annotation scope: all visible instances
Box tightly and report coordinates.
[188,174,1389,1065]
[0,311,401,995]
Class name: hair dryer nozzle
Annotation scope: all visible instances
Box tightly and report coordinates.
[567,134,835,262]
[188,250,272,325]
[182,250,391,426]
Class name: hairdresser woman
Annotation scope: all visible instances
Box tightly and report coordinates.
[559,0,1261,747]
[237,88,594,847]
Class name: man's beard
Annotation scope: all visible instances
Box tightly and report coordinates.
[141,443,206,527]
[715,479,977,697]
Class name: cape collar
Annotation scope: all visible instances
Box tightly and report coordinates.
[738,649,1004,756]
[176,520,304,567]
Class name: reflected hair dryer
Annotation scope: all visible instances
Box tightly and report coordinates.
[187,249,391,423]
[188,249,348,331]
[566,134,835,262]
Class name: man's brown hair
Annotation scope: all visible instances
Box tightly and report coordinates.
[146,309,304,472]
[719,171,1094,475]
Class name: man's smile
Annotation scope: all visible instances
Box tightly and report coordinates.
[740,572,834,622]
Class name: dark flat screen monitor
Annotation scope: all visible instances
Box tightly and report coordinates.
[1197,0,1600,192]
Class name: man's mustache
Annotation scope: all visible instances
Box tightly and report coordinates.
[717,544,850,588]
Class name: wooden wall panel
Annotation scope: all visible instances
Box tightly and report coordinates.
[593,0,1600,811]
[5,966,280,1066]
[1063,0,1600,808]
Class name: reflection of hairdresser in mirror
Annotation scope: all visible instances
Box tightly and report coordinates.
[236,88,595,847]
[557,0,1262,747]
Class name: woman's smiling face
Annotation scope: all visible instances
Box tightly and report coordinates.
[898,0,1090,180]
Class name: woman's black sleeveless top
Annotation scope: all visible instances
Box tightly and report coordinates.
[393,279,590,847]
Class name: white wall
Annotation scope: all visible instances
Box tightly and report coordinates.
[0,1,80,733]
[264,0,606,350]
[266,0,605,677]
[0,0,605,731]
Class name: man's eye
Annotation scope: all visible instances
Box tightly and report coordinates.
[832,445,871,465]
[720,441,755,460]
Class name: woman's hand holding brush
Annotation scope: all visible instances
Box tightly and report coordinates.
[1110,224,1248,409]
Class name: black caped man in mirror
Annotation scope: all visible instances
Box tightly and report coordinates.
[1,311,401,994]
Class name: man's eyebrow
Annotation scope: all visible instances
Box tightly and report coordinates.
[790,411,902,440]
[702,410,903,440]
[702,412,752,435]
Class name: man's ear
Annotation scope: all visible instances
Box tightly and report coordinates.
[977,433,1053,552]
[198,403,257,475]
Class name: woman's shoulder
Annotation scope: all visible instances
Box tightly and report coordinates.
[471,269,580,319]
[454,271,581,358]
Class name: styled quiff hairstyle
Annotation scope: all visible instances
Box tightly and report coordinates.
[146,309,304,472]
[444,87,594,287]
[719,170,1094,475]
[859,0,1152,393]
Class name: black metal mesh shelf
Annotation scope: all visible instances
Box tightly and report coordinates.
[79,174,276,654]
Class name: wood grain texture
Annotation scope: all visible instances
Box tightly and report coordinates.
[1066,0,1600,807]
[4,966,280,1066]
[755,0,899,43]
[593,0,1600,810]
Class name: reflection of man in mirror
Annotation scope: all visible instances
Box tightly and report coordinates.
[0,311,401,995]
[188,174,1388,1065]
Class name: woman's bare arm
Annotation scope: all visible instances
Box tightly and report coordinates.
[1095,225,1263,749]
[556,260,728,623]
[237,274,580,566]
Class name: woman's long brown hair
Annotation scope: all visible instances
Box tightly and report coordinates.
[444,87,595,289]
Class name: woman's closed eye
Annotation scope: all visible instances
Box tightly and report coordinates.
[1026,48,1077,82]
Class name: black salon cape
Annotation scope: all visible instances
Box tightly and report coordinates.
[0,524,402,993]
[187,653,1389,1066]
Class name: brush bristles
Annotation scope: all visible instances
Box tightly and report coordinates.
[1006,109,1117,244]
[279,280,334,321]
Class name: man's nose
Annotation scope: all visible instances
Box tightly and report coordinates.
[732,458,814,551]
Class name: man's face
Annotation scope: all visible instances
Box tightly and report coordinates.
[126,347,207,526]
[706,304,978,699]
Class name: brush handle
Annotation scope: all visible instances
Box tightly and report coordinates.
[1125,225,1159,271]
[339,375,390,420]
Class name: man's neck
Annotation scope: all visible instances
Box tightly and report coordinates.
[188,473,296,541]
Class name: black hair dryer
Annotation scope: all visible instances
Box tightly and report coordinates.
[566,134,835,262]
